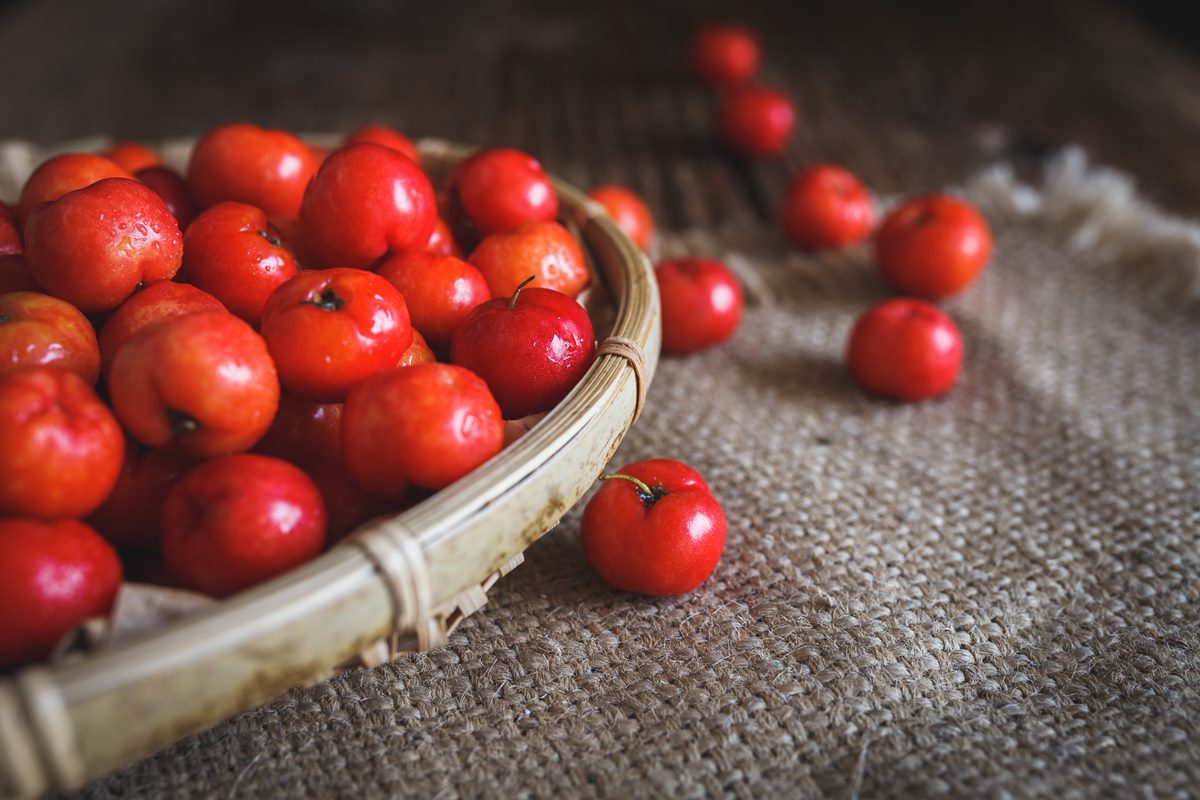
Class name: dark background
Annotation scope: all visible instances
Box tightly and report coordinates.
[1,0,1197,229]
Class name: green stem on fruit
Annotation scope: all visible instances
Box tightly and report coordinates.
[257,229,283,248]
[301,287,345,311]
[508,275,537,310]
[599,472,668,508]
[166,408,199,437]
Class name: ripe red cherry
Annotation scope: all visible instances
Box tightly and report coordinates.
[24,178,183,312]
[376,250,490,352]
[399,329,437,366]
[299,142,436,268]
[186,123,318,218]
[306,461,394,542]
[161,454,326,598]
[87,440,195,550]
[0,202,34,294]
[656,257,743,354]
[102,141,159,173]
[98,281,226,380]
[449,148,559,237]
[343,364,503,494]
[424,217,462,257]
[781,164,876,250]
[343,124,420,163]
[452,278,596,419]
[254,394,343,468]
[588,185,655,250]
[135,165,198,229]
[875,195,993,298]
[582,458,726,596]
[15,153,133,227]
[687,23,760,85]
[261,268,413,402]
[469,221,590,299]
[0,518,122,668]
[0,367,123,518]
[846,298,963,401]
[109,310,279,456]
[183,202,299,325]
[716,86,796,158]
[0,291,101,385]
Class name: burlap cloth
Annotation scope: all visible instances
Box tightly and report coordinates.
[70,152,1199,798]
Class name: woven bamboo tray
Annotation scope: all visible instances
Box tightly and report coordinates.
[0,135,661,797]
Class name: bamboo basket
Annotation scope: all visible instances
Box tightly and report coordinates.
[0,136,661,797]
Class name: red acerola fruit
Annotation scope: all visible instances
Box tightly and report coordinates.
[0,291,101,384]
[846,298,963,401]
[97,281,226,380]
[447,148,559,237]
[343,124,420,164]
[0,202,33,293]
[87,439,195,550]
[716,86,796,158]
[874,195,993,298]
[375,250,490,352]
[469,220,590,299]
[15,153,133,227]
[781,164,876,250]
[186,123,318,218]
[588,185,656,251]
[398,329,437,367]
[687,23,761,86]
[655,257,743,354]
[424,217,462,257]
[254,394,344,469]
[135,165,198,229]
[102,141,160,173]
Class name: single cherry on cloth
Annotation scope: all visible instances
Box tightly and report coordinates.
[103,141,160,173]
[0,291,101,384]
[781,164,876,250]
[135,165,198,229]
[376,250,490,352]
[186,123,318,219]
[183,202,299,325]
[15,153,133,227]
[687,23,761,86]
[399,329,437,367]
[875,195,993,299]
[452,277,596,419]
[161,454,326,598]
[254,394,344,469]
[582,458,727,596]
[299,142,436,268]
[424,217,462,257]
[24,178,183,313]
[343,124,420,164]
[846,298,963,401]
[588,185,656,251]
[469,220,590,299]
[343,364,503,495]
[87,439,195,550]
[656,257,743,354]
[0,367,123,519]
[261,268,413,402]
[98,281,226,380]
[447,148,559,237]
[716,86,796,158]
[0,518,122,668]
[109,310,279,457]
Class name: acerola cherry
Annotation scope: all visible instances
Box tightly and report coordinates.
[344,124,420,163]
[781,164,875,250]
[186,123,318,218]
[103,141,159,173]
[254,394,344,469]
[0,367,123,519]
[0,291,101,384]
[306,461,394,543]
[588,185,656,250]
[656,257,743,354]
[87,440,195,550]
[183,202,299,325]
[24,178,183,312]
[716,86,796,158]
[846,298,963,401]
[449,148,558,237]
[135,165,198,228]
[399,329,436,366]
[15,153,133,227]
[0,518,122,668]
[0,202,34,293]
[161,454,326,598]
[343,364,503,494]
[451,278,596,419]
[109,310,279,456]
[98,281,226,380]
[376,250,490,352]
[299,142,436,268]
[469,220,590,299]
[874,195,993,298]
[687,23,760,86]
[582,458,726,596]
[260,268,413,402]
[424,217,462,257]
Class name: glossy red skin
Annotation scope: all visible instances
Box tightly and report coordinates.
[582,459,726,596]
[161,454,326,598]
[344,125,420,163]
[875,195,993,298]
[15,153,133,227]
[0,367,123,518]
[254,394,343,469]
[451,286,596,419]
[687,23,761,85]
[98,281,226,380]
[587,185,655,250]
[0,291,101,384]
[450,148,559,237]
[306,461,393,543]
[782,164,876,250]
[0,204,35,293]
[103,141,159,173]
[469,221,590,299]
[376,251,490,352]
[398,329,436,366]
[716,86,796,158]
[656,258,743,354]
[267,215,320,269]
[183,202,299,325]
[846,298,963,401]
[0,519,122,668]
[0,201,21,257]
[186,124,318,218]
[135,166,198,229]
[87,440,195,549]
[109,310,280,457]
[424,217,462,257]
[343,364,503,494]
[299,143,436,268]
[25,178,183,313]
[261,268,413,402]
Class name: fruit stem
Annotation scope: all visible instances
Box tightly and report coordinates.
[301,287,345,311]
[508,275,537,310]
[599,472,668,508]
[166,408,199,437]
